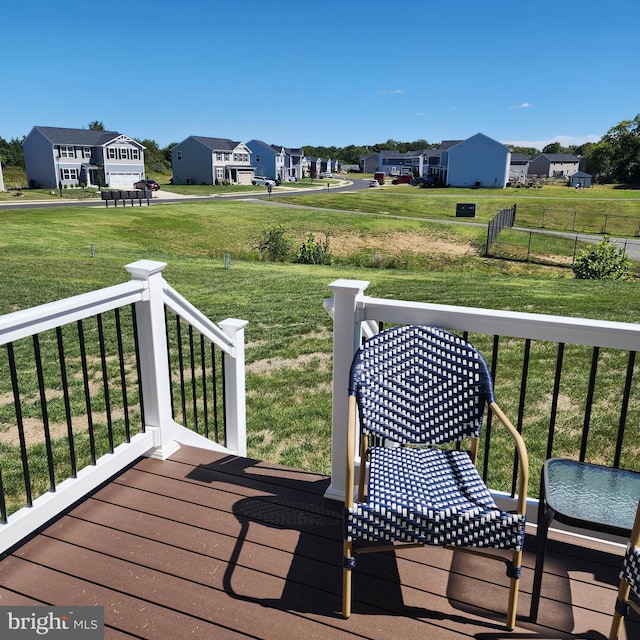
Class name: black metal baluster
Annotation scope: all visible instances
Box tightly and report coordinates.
[189,325,198,434]
[614,351,636,469]
[114,308,131,442]
[176,316,187,428]
[221,352,228,448]
[481,335,500,483]
[77,319,97,464]
[200,334,210,439]
[546,343,565,459]
[511,338,531,497]
[131,305,145,432]
[96,315,114,453]
[211,342,220,443]
[579,346,600,462]
[56,327,77,477]
[33,335,56,490]
[7,342,33,507]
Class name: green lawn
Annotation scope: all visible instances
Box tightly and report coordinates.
[1,193,640,500]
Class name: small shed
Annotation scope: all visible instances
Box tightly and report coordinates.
[569,171,592,188]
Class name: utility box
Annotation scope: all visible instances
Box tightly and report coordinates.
[456,203,476,217]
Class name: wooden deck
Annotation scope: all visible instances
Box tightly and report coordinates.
[0,444,637,639]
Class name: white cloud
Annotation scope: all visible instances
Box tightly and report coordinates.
[510,102,532,110]
[504,134,602,149]
[416,112,426,117]
[377,89,404,95]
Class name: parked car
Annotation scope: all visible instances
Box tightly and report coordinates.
[411,175,437,188]
[252,176,276,186]
[134,179,160,191]
[320,172,333,179]
[391,174,414,185]
[368,179,379,187]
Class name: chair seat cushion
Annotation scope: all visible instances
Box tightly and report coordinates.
[347,447,525,549]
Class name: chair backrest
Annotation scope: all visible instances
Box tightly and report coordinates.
[349,325,494,445]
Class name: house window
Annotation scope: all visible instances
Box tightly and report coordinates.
[224,153,230,161]
[216,153,222,161]
[107,148,117,159]
[176,151,182,161]
[59,146,75,158]
[60,168,78,181]
[233,153,238,162]
[130,148,139,160]
[216,167,224,180]
[82,147,91,159]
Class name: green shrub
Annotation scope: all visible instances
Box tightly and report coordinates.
[255,225,292,262]
[572,235,632,280]
[293,233,332,265]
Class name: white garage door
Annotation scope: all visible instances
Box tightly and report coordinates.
[109,173,140,189]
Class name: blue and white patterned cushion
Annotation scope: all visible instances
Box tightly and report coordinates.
[347,446,526,550]
[350,326,493,445]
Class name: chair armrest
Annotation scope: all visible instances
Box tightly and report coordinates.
[489,401,529,516]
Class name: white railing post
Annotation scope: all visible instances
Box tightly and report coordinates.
[125,259,180,460]
[324,279,370,502]
[219,318,249,457]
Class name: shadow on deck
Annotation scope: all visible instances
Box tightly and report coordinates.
[0,445,637,639]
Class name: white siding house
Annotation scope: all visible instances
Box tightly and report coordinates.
[445,133,510,188]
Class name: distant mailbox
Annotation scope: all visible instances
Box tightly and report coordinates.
[456,203,476,217]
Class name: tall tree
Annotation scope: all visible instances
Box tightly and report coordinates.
[542,142,562,154]
[87,121,105,130]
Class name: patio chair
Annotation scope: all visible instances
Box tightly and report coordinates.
[609,500,640,640]
[342,325,529,630]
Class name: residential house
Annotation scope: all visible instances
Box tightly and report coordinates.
[246,141,305,182]
[378,150,412,176]
[0,159,4,191]
[509,153,531,184]
[23,126,145,190]
[284,147,305,181]
[171,136,254,185]
[246,140,284,181]
[528,153,580,179]
[443,133,510,188]
[305,156,322,178]
[361,152,378,173]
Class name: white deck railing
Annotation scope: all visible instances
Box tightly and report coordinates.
[325,278,640,531]
[0,260,247,554]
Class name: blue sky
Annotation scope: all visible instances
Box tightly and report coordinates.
[2,0,638,150]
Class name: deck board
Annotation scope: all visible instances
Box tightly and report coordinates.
[1,445,638,639]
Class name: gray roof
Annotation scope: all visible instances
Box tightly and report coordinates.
[32,126,123,146]
[538,153,580,162]
[191,136,242,151]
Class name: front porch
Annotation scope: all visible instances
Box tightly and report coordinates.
[0,444,632,639]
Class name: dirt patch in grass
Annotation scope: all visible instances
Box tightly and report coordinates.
[328,231,475,257]
[247,352,332,376]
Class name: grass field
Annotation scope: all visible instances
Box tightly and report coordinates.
[1,190,640,504]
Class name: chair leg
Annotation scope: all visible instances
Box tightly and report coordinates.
[506,548,522,631]
[609,579,631,640]
[342,540,353,618]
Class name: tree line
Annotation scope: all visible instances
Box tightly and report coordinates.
[1,116,639,184]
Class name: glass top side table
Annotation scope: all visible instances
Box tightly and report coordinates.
[530,458,640,622]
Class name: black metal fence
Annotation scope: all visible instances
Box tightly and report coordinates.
[485,204,516,255]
